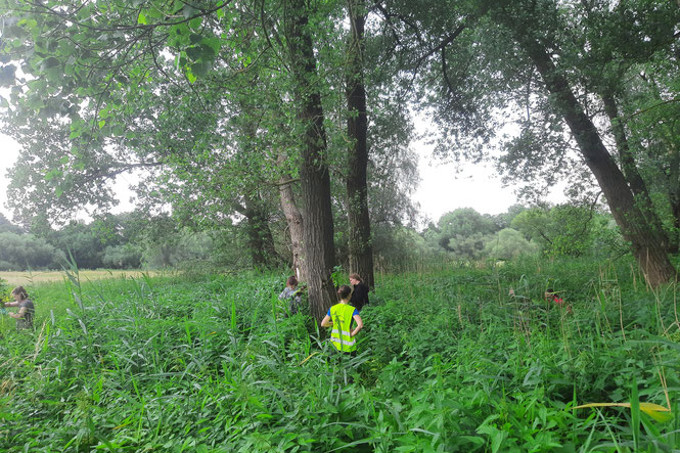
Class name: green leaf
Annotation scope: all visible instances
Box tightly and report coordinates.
[98,120,106,129]
[186,69,197,84]
[138,12,148,25]
[189,17,202,30]
[190,60,211,78]
[201,37,221,55]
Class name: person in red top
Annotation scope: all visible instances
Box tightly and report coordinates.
[545,288,571,313]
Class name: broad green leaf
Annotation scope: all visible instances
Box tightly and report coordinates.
[138,12,147,25]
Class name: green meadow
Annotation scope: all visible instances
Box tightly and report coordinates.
[1,258,679,452]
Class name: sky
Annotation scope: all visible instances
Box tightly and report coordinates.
[0,131,524,225]
[0,133,19,219]
[414,150,521,223]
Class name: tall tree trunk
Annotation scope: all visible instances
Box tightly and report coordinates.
[277,168,305,280]
[345,0,374,290]
[284,0,337,322]
[523,40,676,286]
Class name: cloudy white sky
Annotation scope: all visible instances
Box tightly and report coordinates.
[0,131,524,224]
[0,133,19,218]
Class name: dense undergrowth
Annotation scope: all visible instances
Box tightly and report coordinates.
[1,257,680,452]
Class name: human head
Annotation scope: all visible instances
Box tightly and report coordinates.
[544,288,555,300]
[337,285,352,301]
[286,275,298,288]
[349,273,362,285]
[12,286,28,301]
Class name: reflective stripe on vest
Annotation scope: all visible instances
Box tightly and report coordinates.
[330,303,357,352]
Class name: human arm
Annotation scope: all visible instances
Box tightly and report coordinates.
[320,314,332,328]
[351,314,363,337]
[8,306,27,319]
[3,301,19,307]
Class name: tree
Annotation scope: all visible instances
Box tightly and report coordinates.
[436,208,497,251]
[493,0,677,285]
[384,0,679,286]
[283,0,339,320]
[484,228,539,261]
[345,0,374,289]
[511,204,604,257]
[0,231,62,270]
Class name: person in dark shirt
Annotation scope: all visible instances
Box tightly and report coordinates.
[278,275,303,316]
[349,273,369,311]
[3,286,35,330]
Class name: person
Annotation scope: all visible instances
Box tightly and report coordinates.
[349,273,369,311]
[278,275,303,316]
[545,288,571,313]
[321,285,363,354]
[3,286,35,330]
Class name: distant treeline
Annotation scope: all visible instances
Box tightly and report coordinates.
[0,202,627,272]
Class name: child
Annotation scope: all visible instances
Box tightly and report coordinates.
[278,275,303,315]
[3,286,35,330]
[348,273,369,311]
[321,285,363,354]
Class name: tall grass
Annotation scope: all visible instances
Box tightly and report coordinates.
[0,258,678,452]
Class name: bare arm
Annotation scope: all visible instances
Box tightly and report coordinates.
[4,301,19,307]
[320,314,332,328]
[9,306,27,319]
[351,315,363,337]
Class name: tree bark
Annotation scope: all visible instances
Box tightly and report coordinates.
[284,0,338,322]
[523,40,676,286]
[277,170,305,280]
[345,0,375,290]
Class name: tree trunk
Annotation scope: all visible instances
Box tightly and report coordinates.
[345,0,375,290]
[670,189,680,254]
[284,0,338,322]
[277,170,305,280]
[523,40,676,287]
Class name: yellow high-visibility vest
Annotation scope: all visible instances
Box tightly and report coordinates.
[329,303,357,352]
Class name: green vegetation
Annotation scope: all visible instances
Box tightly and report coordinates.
[0,1,679,449]
[1,259,679,452]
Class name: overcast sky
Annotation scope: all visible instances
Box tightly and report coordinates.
[0,133,19,219]
[0,131,525,224]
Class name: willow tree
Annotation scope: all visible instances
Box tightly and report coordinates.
[381,0,678,286]
[283,0,338,319]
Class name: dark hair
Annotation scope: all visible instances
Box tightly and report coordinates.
[12,286,28,300]
[286,275,298,286]
[337,285,352,300]
[349,273,362,282]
